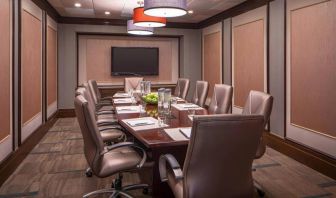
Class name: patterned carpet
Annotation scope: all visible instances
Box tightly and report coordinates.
[0,118,335,198]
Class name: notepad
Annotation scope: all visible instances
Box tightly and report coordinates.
[113,98,134,104]
[179,128,192,139]
[113,93,131,98]
[116,106,141,114]
[126,119,155,127]
[164,128,191,141]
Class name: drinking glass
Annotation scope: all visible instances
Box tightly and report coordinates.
[164,89,172,115]
[188,109,195,118]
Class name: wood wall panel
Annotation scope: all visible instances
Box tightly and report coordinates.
[203,32,221,97]
[47,26,57,105]
[78,36,179,85]
[233,20,265,108]
[290,1,336,138]
[0,0,11,140]
[22,11,42,124]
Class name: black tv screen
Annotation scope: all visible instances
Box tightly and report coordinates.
[111,47,159,76]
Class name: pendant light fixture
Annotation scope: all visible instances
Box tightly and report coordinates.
[144,0,187,18]
[133,7,166,27]
[127,20,154,35]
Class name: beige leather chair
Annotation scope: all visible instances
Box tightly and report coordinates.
[191,81,209,107]
[174,78,190,99]
[242,90,273,159]
[74,95,148,198]
[77,86,119,127]
[208,84,233,114]
[124,77,144,92]
[159,114,265,198]
[88,80,114,112]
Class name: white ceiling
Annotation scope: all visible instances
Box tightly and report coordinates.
[48,0,246,23]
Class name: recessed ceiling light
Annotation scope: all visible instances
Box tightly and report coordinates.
[188,10,194,14]
[105,11,111,15]
[74,3,81,8]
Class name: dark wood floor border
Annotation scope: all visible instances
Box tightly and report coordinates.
[57,109,76,118]
[264,133,336,180]
[0,112,58,187]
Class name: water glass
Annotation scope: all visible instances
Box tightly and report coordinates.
[188,109,195,118]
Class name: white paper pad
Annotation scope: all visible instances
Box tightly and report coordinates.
[127,119,155,127]
[122,117,168,131]
[113,93,131,98]
[116,106,141,114]
[164,127,191,141]
[113,98,134,104]
[172,103,204,111]
[179,128,192,139]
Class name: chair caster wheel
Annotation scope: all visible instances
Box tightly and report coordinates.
[143,187,149,195]
[85,168,93,177]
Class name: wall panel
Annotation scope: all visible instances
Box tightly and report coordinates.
[78,35,179,85]
[21,0,42,141]
[287,0,336,158]
[47,16,57,118]
[0,0,12,162]
[202,23,222,97]
[232,6,267,113]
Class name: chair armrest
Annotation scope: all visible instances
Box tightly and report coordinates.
[97,119,119,126]
[159,154,183,182]
[98,125,124,132]
[103,142,147,169]
[96,110,115,115]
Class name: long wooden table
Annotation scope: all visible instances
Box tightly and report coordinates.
[114,100,207,197]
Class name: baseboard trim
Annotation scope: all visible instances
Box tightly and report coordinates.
[57,109,76,118]
[0,112,58,187]
[264,133,336,180]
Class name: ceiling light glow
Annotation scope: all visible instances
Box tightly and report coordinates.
[74,3,81,8]
[144,0,187,17]
[127,20,154,35]
[133,7,166,28]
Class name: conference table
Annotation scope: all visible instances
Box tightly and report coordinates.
[112,94,207,197]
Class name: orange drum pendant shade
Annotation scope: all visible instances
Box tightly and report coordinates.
[133,7,166,27]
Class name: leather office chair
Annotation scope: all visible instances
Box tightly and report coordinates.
[77,86,119,126]
[159,114,265,198]
[242,90,273,159]
[174,78,190,100]
[88,80,114,112]
[124,77,144,92]
[74,95,148,198]
[191,81,209,107]
[208,84,233,114]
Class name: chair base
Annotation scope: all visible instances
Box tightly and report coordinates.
[83,184,149,198]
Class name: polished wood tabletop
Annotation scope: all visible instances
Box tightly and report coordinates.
[116,102,207,148]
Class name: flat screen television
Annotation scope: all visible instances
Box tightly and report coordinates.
[111,47,159,76]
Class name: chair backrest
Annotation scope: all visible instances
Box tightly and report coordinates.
[75,86,86,96]
[191,81,209,107]
[208,84,233,114]
[124,77,144,92]
[74,95,105,175]
[88,80,101,105]
[174,78,190,99]
[182,114,264,198]
[242,90,273,127]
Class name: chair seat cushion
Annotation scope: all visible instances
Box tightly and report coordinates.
[97,114,117,120]
[100,129,124,143]
[98,147,142,178]
[98,105,114,111]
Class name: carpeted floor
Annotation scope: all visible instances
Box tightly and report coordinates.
[0,118,335,198]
